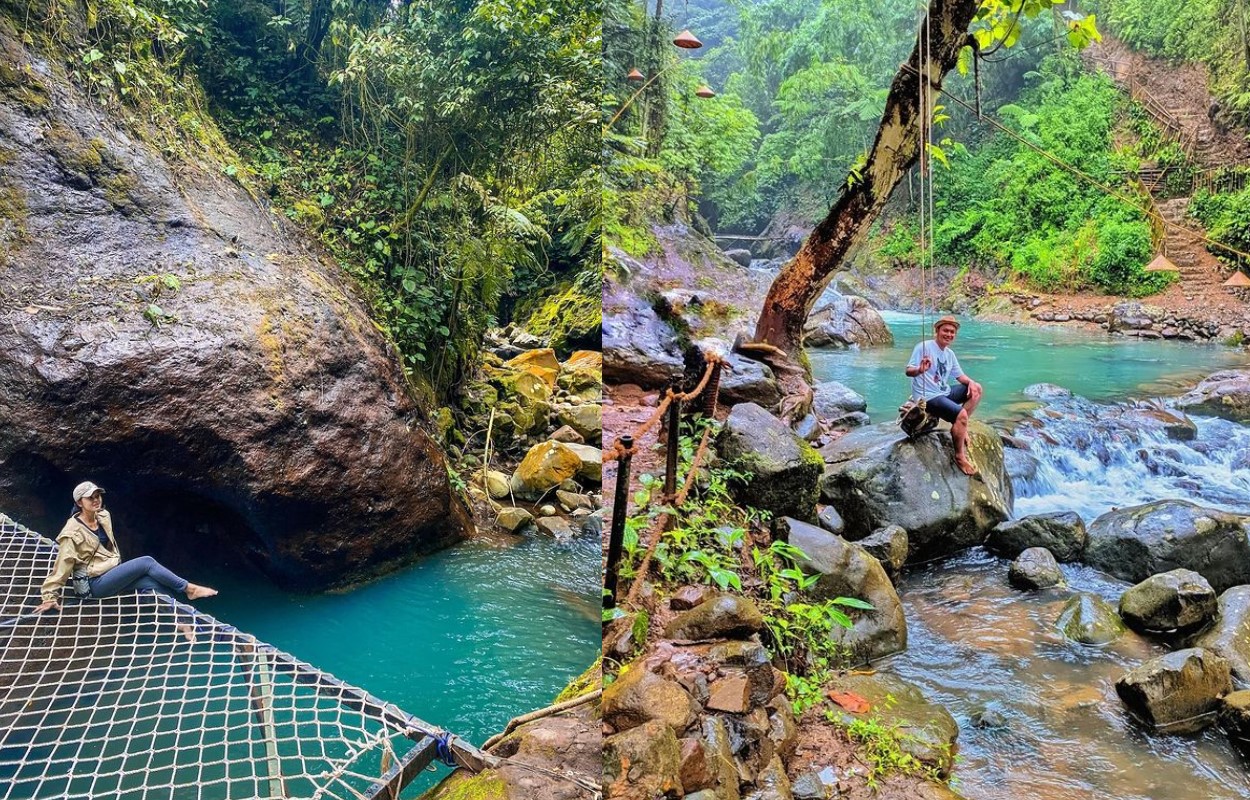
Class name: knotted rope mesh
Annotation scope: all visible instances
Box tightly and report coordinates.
[0,514,441,800]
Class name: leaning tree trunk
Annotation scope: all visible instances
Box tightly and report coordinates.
[753,0,980,359]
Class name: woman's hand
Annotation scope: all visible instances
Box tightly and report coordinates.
[34,599,60,614]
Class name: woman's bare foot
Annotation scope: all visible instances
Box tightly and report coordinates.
[955,455,978,476]
[185,584,218,600]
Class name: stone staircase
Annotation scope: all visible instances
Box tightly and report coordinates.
[1157,197,1228,302]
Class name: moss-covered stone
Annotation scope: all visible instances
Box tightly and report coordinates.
[417,771,509,800]
[521,275,601,357]
[554,657,602,704]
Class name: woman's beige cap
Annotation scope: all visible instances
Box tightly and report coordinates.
[72,481,105,502]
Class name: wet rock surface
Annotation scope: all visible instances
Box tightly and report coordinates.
[1119,569,1217,633]
[1176,369,1250,423]
[1116,648,1232,734]
[819,421,1010,561]
[1008,547,1064,590]
[1192,586,1250,685]
[1057,592,1126,645]
[1084,500,1250,593]
[778,518,907,664]
[0,31,470,589]
[804,294,894,349]
[718,402,823,522]
[987,512,1087,563]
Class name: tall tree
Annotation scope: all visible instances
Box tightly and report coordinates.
[747,0,1096,412]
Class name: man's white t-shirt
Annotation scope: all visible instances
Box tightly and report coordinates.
[908,340,963,401]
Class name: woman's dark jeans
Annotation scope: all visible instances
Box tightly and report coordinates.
[89,556,189,598]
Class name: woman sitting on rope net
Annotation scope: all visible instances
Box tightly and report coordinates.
[33,481,218,616]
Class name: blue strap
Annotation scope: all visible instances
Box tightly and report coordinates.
[433,732,458,767]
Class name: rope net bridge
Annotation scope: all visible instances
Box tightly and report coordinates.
[0,513,485,800]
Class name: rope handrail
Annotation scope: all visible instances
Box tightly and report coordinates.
[603,358,721,464]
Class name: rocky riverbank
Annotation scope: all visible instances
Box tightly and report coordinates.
[453,327,605,545]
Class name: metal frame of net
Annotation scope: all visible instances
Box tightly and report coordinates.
[0,513,445,800]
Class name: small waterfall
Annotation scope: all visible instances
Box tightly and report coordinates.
[1008,392,1250,520]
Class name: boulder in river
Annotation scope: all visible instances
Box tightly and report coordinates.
[1057,592,1125,645]
[717,403,823,522]
[1084,500,1250,593]
[818,421,1011,561]
[1176,369,1250,423]
[0,43,470,590]
[1115,648,1231,734]
[1009,547,1065,590]
[811,380,867,418]
[1119,569,1217,634]
[777,517,907,664]
[717,350,783,409]
[803,294,893,349]
[987,512,1087,563]
[510,441,582,498]
[1219,690,1250,749]
[859,525,908,579]
[1192,586,1250,686]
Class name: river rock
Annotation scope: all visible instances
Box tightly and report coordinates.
[1219,690,1250,748]
[1003,447,1041,491]
[717,402,823,522]
[502,348,560,391]
[817,505,845,536]
[1009,547,1065,590]
[603,719,684,800]
[511,441,582,497]
[1057,592,1125,645]
[1119,569,1217,633]
[1119,405,1197,442]
[535,516,574,540]
[701,716,743,799]
[803,294,894,349]
[1115,648,1232,733]
[828,410,871,429]
[562,442,602,483]
[777,518,907,664]
[556,404,601,443]
[1084,500,1250,593]
[812,380,867,418]
[1192,586,1250,685]
[550,424,584,444]
[670,584,715,611]
[818,421,1011,561]
[987,512,1087,562]
[860,525,908,578]
[723,248,753,267]
[603,289,685,389]
[1176,369,1250,423]
[745,755,792,800]
[1022,383,1072,400]
[0,45,472,590]
[663,594,765,641]
[1108,301,1161,333]
[496,506,533,532]
[823,672,959,776]
[558,349,601,395]
[482,469,511,500]
[718,351,783,409]
[603,661,699,733]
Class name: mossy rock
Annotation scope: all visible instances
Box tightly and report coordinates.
[520,275,601,357]
[717,402,823,522]
[417,771,509,800]
[554,657,602,704]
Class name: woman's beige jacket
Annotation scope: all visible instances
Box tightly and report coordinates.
[40,510,122,602]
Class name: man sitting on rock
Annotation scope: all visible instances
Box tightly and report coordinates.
[903,316,984,475]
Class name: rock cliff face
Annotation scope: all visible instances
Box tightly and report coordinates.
[0,17,469,589]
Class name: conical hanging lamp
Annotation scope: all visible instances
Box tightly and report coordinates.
[695,84,716,98]
[673,29,703,48]
[1143,254,1179,273]
[1223,270,1250,287]
[627,68,644,82]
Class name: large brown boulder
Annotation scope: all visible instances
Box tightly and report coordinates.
[1115,648,1232,733]
[803,294,894,349]
[1192,586,1250,685]
[0,26,468,589]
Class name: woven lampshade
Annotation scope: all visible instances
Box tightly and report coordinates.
[627,68,644,81]
[695,85,716,98]
[1223,271,1250,287]
[673,29,703,48]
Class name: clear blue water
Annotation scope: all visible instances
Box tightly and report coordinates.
[194,534,600,795]
[809,311,1250,423]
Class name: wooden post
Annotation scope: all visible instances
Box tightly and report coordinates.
[663,394,681,502]
[603,435,634,610]
[703,360,723,416]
